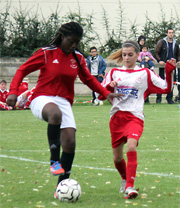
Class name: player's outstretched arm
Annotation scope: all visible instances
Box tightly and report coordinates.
[107,92,124,104]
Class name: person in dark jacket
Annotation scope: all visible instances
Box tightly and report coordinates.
[155,28,180,104]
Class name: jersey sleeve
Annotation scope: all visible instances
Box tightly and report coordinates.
[9,49,45,95]
[144,62,175,98]
[101,69,116,92]
[78,55,111,99]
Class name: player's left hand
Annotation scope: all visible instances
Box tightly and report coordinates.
[167,58,176,67]
[109,81,118,87]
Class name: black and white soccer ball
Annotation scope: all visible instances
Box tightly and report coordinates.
[93,99,103,106]
[56,179,81,202]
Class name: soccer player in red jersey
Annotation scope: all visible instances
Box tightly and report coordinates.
[100,40,176,199]
[6,21,123,198]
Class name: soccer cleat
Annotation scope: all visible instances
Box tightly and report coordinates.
[50,161,65,176]
[124,187,138,199]
[119,179,126,193]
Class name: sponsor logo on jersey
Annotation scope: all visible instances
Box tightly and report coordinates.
[70,59,78,69]
[116,87,138,99]
[52,59,59,63]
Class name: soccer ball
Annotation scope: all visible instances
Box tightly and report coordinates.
[93,99,104,106]
[56,179,81,202]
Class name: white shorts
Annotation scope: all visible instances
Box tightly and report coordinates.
[30,96,76,129]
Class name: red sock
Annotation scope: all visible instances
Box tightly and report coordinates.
[125,151,137,189]
[0,102,8,110]
[114,158,126,180]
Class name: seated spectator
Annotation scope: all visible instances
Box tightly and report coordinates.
[16,87,35,109]
[0,79,9,103]
[17,78,29,96]
[138,45,156,70]
[0,101,13,110]
[0,87,35,110]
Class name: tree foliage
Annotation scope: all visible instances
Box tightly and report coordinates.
[0,1,179,58]
[0,1,97,57]
[99,1,126,56]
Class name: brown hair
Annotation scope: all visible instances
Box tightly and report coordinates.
[108,40,140,64]
[0,79,7,84]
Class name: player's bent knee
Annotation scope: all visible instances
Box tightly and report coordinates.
[127,138,138,152]
[127,145,137,152]
[42,103,62,124]
[49,112,62,124]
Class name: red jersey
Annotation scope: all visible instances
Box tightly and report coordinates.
[17,81,28,96]
[0,89,9,103]
[9,46,110,105]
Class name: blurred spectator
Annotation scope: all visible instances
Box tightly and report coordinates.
[0,87,35,110]
[16,87,35,109]
[137,35,150,52]
[0,101,12,110]
[17,78,29,96]
[86,46,106,104]
[138,45,156,70]
[155,28,180,104]
[137,36,151,104]
[0,79,9,103]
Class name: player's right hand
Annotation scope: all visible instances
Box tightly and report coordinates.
[107,92,124,104]
[6,94,17,108]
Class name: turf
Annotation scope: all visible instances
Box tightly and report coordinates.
[0,96,180,208]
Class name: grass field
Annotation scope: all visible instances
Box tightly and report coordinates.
[0,96,180,208]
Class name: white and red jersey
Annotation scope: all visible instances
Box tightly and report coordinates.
[0,89,9,103]
[101,63,174,120]
[9,46,110,105]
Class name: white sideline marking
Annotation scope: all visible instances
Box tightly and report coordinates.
[2,149,178,152]
[0,154,179,178]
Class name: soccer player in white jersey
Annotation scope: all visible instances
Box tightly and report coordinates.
[99,40,176,199]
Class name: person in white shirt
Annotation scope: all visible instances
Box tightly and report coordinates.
[99,40,176,199]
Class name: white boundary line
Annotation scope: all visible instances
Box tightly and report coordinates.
[0,154,179,178]
[1,149,179,152]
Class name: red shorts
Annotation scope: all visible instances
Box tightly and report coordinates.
[109,111,144,148]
